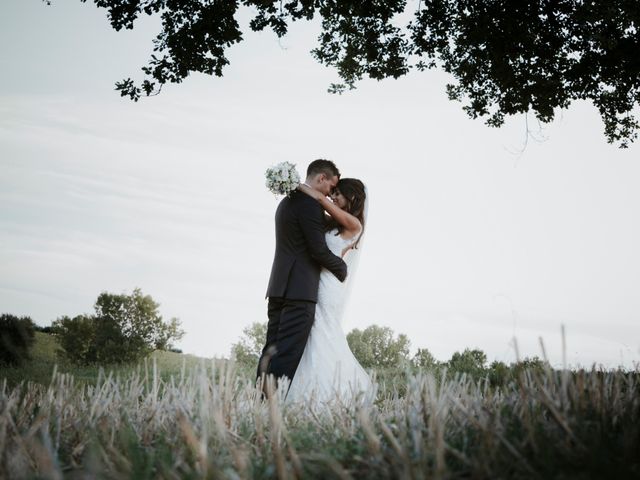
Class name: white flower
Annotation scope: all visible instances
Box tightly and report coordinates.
[265,162,301,196]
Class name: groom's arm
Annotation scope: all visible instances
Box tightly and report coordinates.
[298,202,347,282]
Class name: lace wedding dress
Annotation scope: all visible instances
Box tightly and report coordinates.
[285,227,374,405]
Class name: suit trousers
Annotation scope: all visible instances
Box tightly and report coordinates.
[256,297,316,390]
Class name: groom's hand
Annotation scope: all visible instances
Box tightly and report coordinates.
[336,264,347,282]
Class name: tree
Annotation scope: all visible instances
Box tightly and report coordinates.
[231,322,267,370]
[53,288,185,364]
[55,0,640,147]
[511,355,551,378]
[155,317,185,351]
[0,314,36,366]
[347,324,410,369]
[51,314,98,364]
[412,347,439,370]
[487,356,552,387]
[447,347,487,377]
[487,359,511,387]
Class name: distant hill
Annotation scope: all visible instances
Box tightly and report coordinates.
[0,332,222,387]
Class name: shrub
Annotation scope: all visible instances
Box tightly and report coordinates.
[52,315,97,364]
[0,314,36,366]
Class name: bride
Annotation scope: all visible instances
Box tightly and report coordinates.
[285,178,374,404]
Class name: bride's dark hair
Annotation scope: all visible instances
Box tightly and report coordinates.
[325,178,366,248]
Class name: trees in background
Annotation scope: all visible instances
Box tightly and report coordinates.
[0,314,36,366]
[447,347,488,378]
[232,321,430,371]
[347,325,411,369]
[412,347,438,370]
[61,0,640,146]
[52,288,185,364]
[51,314,96,364]
[231,320,550,389]
[230,322,267,371]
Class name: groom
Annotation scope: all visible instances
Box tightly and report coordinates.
[257,159,348,394]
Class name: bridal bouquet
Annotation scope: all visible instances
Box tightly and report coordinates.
[265,161,301,196]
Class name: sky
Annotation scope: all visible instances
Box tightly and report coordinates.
[1,0,639,370]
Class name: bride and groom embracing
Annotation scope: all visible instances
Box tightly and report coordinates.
[256,159,374,404]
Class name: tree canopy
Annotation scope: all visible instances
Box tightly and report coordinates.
[346,324,411,368]
[65,0,640,147]
[52,288,185,364]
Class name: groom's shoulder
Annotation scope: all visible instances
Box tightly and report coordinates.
[290,191,320,211]
[287,190,316,207]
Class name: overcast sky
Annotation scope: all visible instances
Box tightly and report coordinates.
[1,0,639,370]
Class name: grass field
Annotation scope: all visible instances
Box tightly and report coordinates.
[1,333,639,479]
[0,332,211,387]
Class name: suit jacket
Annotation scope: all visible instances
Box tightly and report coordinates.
[266,190,347,302]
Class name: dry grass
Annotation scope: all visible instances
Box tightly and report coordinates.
[1,356,638,479]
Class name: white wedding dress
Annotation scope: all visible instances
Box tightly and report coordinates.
[285,227,374,405]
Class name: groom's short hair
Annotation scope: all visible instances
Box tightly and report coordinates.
[307,159,340,179]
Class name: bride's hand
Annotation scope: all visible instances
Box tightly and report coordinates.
[297,183,323,201]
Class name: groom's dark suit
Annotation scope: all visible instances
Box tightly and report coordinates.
[257,190,347,389]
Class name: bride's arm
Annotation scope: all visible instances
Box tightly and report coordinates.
[297,184,361,233]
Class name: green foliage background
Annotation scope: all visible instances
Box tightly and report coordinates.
[0,313,36,366]
[231,321,553,392]
[52,288,185,365]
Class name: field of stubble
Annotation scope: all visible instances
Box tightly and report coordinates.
[1,354,638,479]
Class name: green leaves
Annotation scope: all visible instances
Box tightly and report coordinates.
[52,288,185,365]
[447,347,487,377]
[347,324,411,369]
[0,314,36,366]
[72,0,640,146]
[311,0,411,92]
[411,0,640,147]
[231,321,267,370]
[52,314,98,363]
